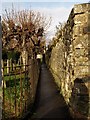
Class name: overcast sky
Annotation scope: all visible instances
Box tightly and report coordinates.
[0,0,89,43]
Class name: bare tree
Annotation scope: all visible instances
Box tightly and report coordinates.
[2,7,51,58]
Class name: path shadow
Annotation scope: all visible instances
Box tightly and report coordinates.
[24,63,73,120]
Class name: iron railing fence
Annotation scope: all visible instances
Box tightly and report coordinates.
[1,59,40,119]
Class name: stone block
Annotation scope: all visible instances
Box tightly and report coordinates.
[74,3,90,14]
[74,14,87,24]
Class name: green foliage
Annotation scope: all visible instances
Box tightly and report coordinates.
[2,50,7,60]
[2,50,20,63]
[7,50,20,63]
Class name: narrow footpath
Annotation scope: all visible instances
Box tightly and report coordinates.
[28,63,72,119]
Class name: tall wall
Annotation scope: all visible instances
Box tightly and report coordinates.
[46,3,90,119]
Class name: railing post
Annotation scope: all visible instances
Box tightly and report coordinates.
[20,57,23,117]
[7,59,10,74]
[14,63,17,117]
[2,60,5,119]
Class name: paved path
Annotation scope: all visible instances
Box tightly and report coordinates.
[27,63,72,119]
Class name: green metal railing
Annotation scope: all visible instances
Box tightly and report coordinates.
[2,59,40,119]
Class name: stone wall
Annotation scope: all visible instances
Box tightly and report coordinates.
[29,59,40,100]
[46,3,90,119]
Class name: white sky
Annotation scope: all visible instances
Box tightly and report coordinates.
[0,0,89,2]
[0,0,89,43]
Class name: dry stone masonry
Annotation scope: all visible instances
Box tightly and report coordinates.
[46,3,90,119]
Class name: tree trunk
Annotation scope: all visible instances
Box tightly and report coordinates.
[21,50,28,71]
